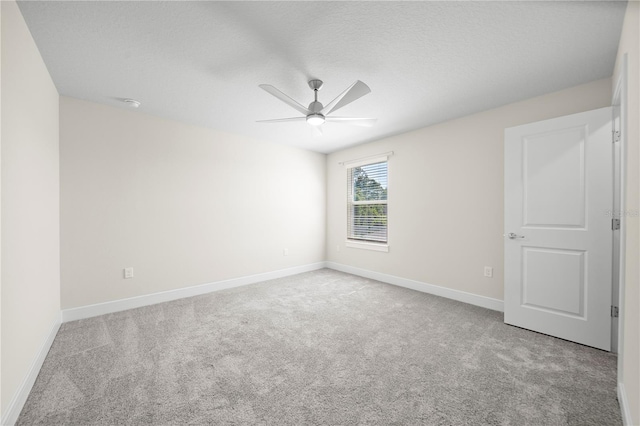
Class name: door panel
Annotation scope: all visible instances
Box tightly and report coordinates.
[523,127,586,228]
[504,107,612,351]
[522,247,585,317]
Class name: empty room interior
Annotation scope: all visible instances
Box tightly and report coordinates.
[1,1,639,425]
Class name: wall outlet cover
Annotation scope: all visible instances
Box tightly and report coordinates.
[483,266,493,278]
[124,267,134,279]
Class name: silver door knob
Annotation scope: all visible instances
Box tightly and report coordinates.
[505,232,525,239]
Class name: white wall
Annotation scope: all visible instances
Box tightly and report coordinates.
[327,78,611,302]
[1,0,60,416]
[60,97,326,309]
[613,2,640,424]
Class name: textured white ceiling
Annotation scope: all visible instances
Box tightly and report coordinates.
[18,1,626,153]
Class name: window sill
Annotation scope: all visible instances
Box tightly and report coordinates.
[345,240,389,252]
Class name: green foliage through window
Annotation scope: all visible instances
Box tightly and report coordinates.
[353,166,387,201]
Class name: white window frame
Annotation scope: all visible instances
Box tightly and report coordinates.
[342,153,392,252]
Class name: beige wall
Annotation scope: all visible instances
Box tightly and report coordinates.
[327,78,611,302]
[1,0,60,415]
[1,1,634,422]
[613,2,640,424]
[60,97,326,309]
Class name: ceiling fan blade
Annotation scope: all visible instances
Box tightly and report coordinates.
[259,84,310,116]
[325,117,377,127]
[310,125,323,137]
[256,117,307,123]
[320,80,371,115]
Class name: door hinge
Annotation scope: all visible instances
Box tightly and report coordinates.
[611,306,619,318]
[612,218,621,230]
[613,130,621,143]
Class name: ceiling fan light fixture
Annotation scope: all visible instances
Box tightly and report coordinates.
[306,113,325,126]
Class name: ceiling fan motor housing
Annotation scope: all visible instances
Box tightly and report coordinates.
[307,85,325,125]
[308,100,323,113]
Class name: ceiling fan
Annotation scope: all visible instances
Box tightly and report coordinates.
[257,79,376,136]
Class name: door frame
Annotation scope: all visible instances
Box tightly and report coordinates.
[611,102,621,353]
[611,54,627,378]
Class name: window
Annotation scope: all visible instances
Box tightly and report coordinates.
[347,160,388,247]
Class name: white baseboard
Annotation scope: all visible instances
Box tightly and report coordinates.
[62,262,327,322]
[618,382,634,426]
[1,313,62,426]
[326,262,504,312]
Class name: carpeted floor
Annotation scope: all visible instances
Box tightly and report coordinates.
[18,269,621,425]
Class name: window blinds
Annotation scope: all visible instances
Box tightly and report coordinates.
[347,161,388,243]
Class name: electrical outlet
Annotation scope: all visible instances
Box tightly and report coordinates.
[483,266,493,278]
[283,248,289,256]
[337,245,341,252]
[124,267,134,279]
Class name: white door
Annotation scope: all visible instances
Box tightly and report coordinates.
[504,107,613,351]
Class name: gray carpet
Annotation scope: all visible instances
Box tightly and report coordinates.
[18,269,621,425]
